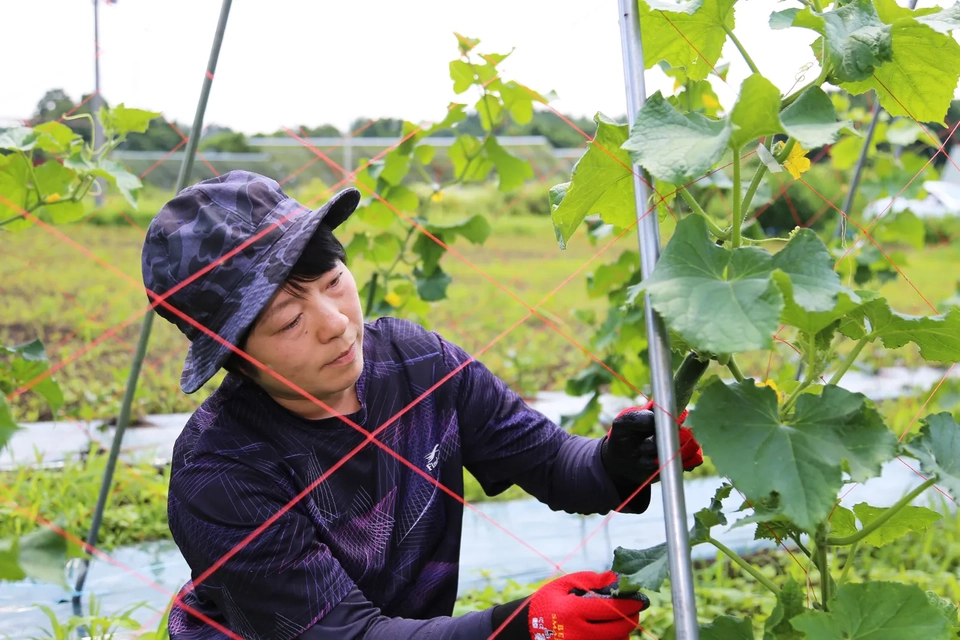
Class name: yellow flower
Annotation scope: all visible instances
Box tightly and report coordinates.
[430,190,444,203]
[783,143,811,180]
[383,292,402,307]
[755,379,785,403]
[44,193,62,203]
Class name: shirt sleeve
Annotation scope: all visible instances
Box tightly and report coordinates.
[167,454,356,640]
[303,586,494,640]
[437,334,648,515]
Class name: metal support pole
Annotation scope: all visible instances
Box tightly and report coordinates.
[616,1,699,638]
[833,98,880,242]
[71,0,234,621]
[92,0,105,207]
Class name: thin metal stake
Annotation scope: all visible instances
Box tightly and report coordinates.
[71,0,234,619]
[616,1,699,638]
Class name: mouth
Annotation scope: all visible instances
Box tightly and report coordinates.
[327,342,356,367]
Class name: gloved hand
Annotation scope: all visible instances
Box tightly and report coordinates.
[601,399,703,486]
[490,570,649,640]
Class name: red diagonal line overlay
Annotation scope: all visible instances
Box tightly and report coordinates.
[797,178,940,315]
[164,119,220,177]
[838,118,960,264]
[4,184,672,636]
[0,499,244,640]
[279,129,678,414]
[2,113,448,401]
[139,138,187,179]
[278,118,380,187]
[3,255,163,378]
[174,198,671,603]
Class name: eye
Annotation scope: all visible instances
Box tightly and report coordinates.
[328,272,343,289]
[280,314,302,332]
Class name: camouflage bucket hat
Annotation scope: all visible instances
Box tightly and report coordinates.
[141,170,361,394]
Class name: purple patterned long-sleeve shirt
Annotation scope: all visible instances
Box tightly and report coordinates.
[166,317,647,640]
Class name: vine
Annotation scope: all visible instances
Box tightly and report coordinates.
[552,1,960,636]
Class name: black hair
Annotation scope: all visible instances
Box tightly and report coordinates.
[222,224,347,377]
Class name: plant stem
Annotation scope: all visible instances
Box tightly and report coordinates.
[723,24,759,75]
[837,541,859,585]
[781,332,817,416]
[817,542,831,609]
[740,164,766,221]
[365,272,379,318]
[679,188,728,239]
[790,534,812,559]
[827,335,870,386]
[826,478,937,546]
[727,356,745,382]
[731,148,743,248]
[708,536,781,596]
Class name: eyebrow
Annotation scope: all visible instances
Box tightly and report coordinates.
[258,297,299,329]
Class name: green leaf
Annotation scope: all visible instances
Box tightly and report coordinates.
[17,527,69,587]
[383,184,419,213]
[612,543,669,593]
[627,215,783,353]
[770,228,841,313]
[762,578,805,640]
[449,135,494,182]
[413,232,446,276]
[34,160,77,200]
[728,74,784,151]
[356,200,395,228]
[550,113,635,243]
[414,266,451,301]
[884,118,926,146]
[425,103,468,136]
[378,151,410,186]
[852,502,942,547]
[843,18,960,125]
[791,581,954,640]
[426,214,491,245]
[0,395,19,450]
[905,412,960,501]
[483,137,533,192]
[688,381,897,531]
[33,121,79,154]
[927,591,960,633]
[0,154,30,229]
[860,300,960,362]
[638,0,736,81]
[733,493,802,543]
[368,233,402,264]
[781,286,864,335]
[476,96,504,131]
[700,616,755,640]
[622,92,731,184]
[99,103,161,136]
[779,86,851,149]
[449,60,475,94]
[499,83,535,125]
[690,482,733,544]
[0,127,39,151]
[776,1,893,84]
[40,200,85,225]
[874,209,925,250]
[413,144,435,165]
[829,505,860,538]
[91,159,142,206]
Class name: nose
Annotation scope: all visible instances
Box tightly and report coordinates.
[311,292,349,343]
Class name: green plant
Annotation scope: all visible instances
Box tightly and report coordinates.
[551,1,960,635]
[341,33,547,324]
[28,595,151,640]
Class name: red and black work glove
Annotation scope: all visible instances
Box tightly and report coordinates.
[600,399,703,487]
[490,570,650,640]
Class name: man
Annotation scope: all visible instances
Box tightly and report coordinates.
[141,171,703,640]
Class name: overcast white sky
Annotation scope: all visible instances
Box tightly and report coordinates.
[2,1,957,134]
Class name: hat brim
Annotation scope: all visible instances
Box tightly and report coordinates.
[178,187,361,394]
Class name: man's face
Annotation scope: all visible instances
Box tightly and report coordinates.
[242,261,364,417]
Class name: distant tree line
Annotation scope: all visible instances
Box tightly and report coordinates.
[24,88,600,154]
